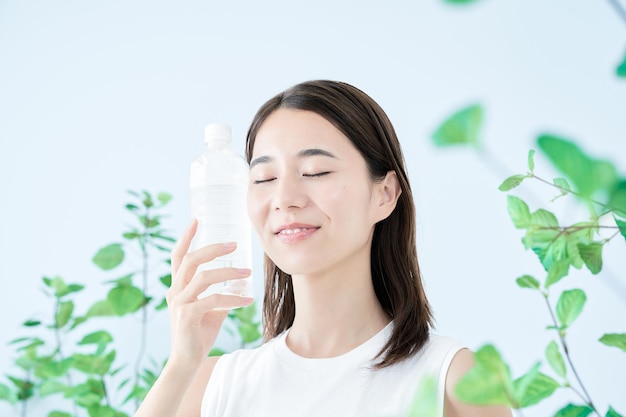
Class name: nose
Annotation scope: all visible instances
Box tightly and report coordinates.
[272,176,307,211]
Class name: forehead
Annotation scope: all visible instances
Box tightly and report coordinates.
[251,108,355,157]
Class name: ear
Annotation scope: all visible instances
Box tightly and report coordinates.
[374,170,402,222]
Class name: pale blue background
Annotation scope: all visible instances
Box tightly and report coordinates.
[1,0,625,416]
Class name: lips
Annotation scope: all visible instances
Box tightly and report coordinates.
[274,223,319,243]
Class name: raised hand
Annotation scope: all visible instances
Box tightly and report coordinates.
[166,219,254,368]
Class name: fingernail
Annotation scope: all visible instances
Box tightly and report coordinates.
[237,268,251,276]
[222,242,236,250]
[241,297,254,304]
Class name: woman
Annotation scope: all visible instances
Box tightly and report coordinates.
[136,80,512,417]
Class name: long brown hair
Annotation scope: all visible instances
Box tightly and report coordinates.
[245,80,433,368]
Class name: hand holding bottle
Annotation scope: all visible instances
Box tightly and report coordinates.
[166,219,254,369]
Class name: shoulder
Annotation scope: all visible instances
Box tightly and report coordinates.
[443,349,513,417]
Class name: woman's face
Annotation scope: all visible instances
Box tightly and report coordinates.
[247,108,390,278]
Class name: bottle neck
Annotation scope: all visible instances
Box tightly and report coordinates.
[205,139,230,151]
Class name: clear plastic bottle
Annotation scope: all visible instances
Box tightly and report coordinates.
[189,123,252,299]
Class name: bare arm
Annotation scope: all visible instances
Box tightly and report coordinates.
[135,356,219,417]
[444,349,513,417]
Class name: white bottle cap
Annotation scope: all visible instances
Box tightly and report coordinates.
[204,123,232,145]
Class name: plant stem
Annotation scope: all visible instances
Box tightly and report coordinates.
[133,206,151,410]
[542,294,600,416]
[476,146,514,182]
[53,298,79,417]
[607,0,626,25]
[529,174,623,214]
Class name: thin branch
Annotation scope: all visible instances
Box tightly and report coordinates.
[53,299,79,417]
[543,295,600,416]
[608,0,626,26]
[529,174,620,214]
[133,205,151,410]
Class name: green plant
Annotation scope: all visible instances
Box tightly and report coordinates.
[0,190,263,417]
[431,107,625,416]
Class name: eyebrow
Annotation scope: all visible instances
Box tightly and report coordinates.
[249,148,337,169]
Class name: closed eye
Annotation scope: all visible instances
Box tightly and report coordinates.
[303,172,331,178]
[253,178,276,185]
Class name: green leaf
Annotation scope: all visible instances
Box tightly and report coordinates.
[499,175,527,192]
[607,406,624,417]
[55,301,74,328]
[78,331,114,354]
[554,404,593,417]
[565,234,584,270]
[39,380,69,396]
[209,348,226,357]
[406,375,438,417]
[139,215,160,228]
[608,180,626,217]
[238,322,262,345]
[507,195,531,229]
[72,351,116,375]
[542,234,568,271]
[454,345,513,407]
[157,192,173,205]
[553,177,572,192]
[86,403,128,417]
[23,319,41,327]
[125,204,139,211]
[537,135,618,199]
[528,149,535,172]
[35,358,73,378]
[599,333,626,352]
[151,233,177,243]
[530,209,559,228]
[545,259,570,288]
[7,375,34,401]
[232,302,257,323]
[577,242,603,274]
[513,371,559,407]
[86,300,116,317]
[108,286,144,315]
[122,232,141,240]
[546,341,567,378]
[511,362,540,405]
[48,412,74,417]
[432,104,483,147]
[159,273,172,287]
[556,289,587,328]
[92,243,125,271]
[155,297,168,311]
[516,275,540,290]
[42,276,84,298]
[614,216,626,243]
[142,191,154,208]
[617,51,626,78]
[0,383,17,404]
[551,177,572,201]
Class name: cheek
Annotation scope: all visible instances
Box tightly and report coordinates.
[246,189,266,232]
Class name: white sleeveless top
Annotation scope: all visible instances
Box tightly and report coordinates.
[201,323,464,417]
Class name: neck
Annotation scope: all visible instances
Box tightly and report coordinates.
[285,256,391,358]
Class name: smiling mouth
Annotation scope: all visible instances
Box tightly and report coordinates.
[278,227,313,235]
[274,225,320,243]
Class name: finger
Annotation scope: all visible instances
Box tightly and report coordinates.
[181,268,251,301]
[171,219,198,275]
[172,242,238,292]
[194,293,254,312]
